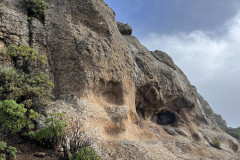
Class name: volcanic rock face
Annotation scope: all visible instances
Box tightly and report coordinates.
[1,0,239,159]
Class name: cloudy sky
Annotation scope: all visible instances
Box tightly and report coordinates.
[105,0,240,128]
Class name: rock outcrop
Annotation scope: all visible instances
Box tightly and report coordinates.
[117,22,133,35]
[214,113,228,128]
[0,0,239,159]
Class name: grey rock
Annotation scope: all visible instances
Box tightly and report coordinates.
[151,50,176,70]
[34,152,47,158]
[117,22,133,35]
[214,113,227,128]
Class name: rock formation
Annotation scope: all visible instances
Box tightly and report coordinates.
[0,0,239,159]
[117,22,133,35]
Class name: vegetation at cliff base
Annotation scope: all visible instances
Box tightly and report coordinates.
[0,44,54,159]
[28,113,67,148]
[0,100,39,134]
[69,146,100,160]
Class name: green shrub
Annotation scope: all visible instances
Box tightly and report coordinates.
[0,44,53,138]
[0,67,54,108]
[211,137,221,149]
[0,141,17,160]
[0,141,7,151]
[0,47,53,135]
[24,130,36,139]
[35,113,67,148]
[0,99,40,133]
[6,146,17,159]
[0,45,53,107]
[19,0,48,20]
[1,44,47,65]
[69,146,100,160]
[0,154,6,160]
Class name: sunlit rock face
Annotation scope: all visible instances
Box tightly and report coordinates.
[0,0,239,159]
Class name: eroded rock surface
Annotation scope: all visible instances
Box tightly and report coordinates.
[1,0,239,159]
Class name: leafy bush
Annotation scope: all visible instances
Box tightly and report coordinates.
[0,154,6,160]
[0,45,53,135]
[6,146,17,159]
[211,137,221,149]
[19,0,48,20]
[0,141,17,160]
[35,113,67,148]
[69,146,100,160]
[2,44,47,65]
[0,67,54,108]
[0,44,53,158]
[0,100,40,133]
[0,45,53,107]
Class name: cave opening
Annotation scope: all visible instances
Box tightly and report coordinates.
[157,110,176,125]
[136,107,145,119]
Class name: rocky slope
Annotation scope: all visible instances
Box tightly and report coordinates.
[0,0,239,159]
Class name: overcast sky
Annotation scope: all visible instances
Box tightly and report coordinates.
[105,0,240,128]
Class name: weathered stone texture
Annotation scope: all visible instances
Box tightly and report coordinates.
[0,0,239,159]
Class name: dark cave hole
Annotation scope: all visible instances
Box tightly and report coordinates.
[157,110,176,125]
[136,107,145,119]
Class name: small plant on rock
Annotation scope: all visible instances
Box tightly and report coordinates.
[211,137,221,149]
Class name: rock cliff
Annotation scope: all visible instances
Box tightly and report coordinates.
[0,0,239,159]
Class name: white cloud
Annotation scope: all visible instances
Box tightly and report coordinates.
[140,11,240,127]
